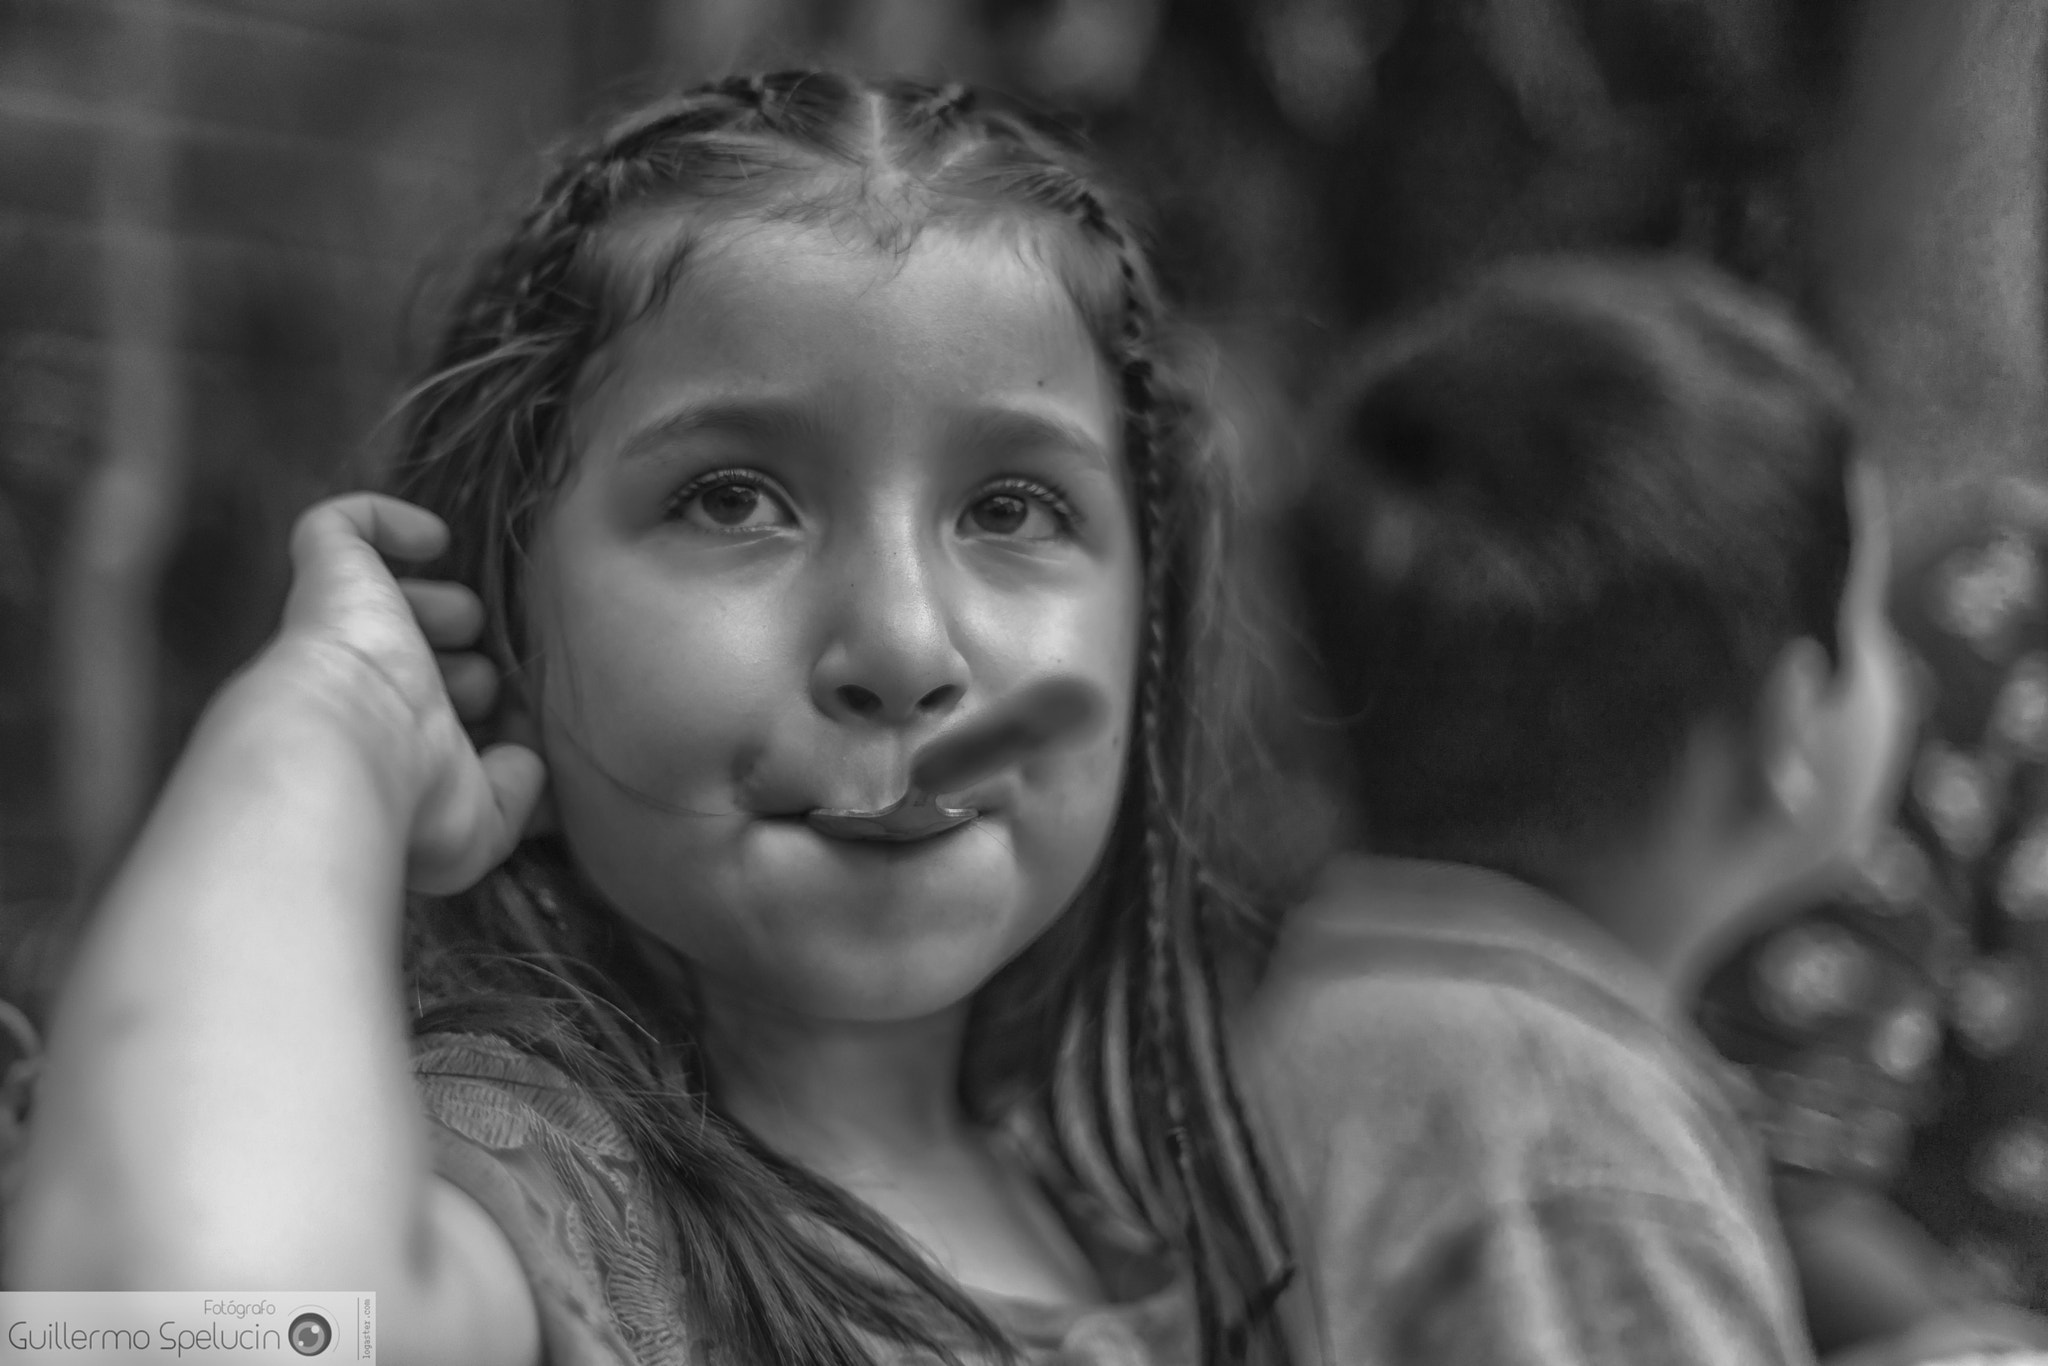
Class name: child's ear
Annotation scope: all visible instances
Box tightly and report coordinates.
[1756,635,1833,825]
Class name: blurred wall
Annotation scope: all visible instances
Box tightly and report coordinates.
[1807,0,2048,501]
[0,0,591,1008]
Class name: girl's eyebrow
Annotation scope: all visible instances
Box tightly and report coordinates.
[613,397,825,467]
[956,404,1115,471]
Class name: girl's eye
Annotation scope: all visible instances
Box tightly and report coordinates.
[962,482,1075,542]
[670,473,792,532]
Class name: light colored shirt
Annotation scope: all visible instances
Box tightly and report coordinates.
[1236,855,1814,1366]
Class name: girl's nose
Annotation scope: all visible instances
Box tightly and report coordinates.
[810,533,969,728]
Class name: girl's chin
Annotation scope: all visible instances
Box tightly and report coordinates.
[600,814,1089,1015]
[628,836,1047,958]
[699,920,1054,1026]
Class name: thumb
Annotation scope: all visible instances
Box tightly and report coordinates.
[406,743,549,896]
[481,743,549,848]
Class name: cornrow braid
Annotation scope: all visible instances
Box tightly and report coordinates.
[1058,174,1297,1362]
[1136,362,1256,1361]
[390,69,1294,1366]
[463,71,805,327]
[1133,370,1217,1341]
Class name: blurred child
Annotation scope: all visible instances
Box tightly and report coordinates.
[1238,256,1918,1364]
[3,73,1291,1366]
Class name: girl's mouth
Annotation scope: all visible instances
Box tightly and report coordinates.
[802,676,1104,843]
[805,804,978,842]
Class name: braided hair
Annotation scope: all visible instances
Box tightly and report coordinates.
[391,71,1292,1366]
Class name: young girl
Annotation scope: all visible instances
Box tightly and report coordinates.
[2,72,1291,1366]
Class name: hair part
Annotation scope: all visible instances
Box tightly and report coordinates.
[1291,254,1856,878]
[389,71,1291,1366]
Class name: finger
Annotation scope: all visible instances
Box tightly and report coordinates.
[438,652,500,723]
[401,580,485,650]
[411,747,549,896]
[289,494,448,574]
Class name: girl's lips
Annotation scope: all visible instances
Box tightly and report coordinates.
[757,677,1108,835]
[799,678,1103,841]
[804,804,978,842]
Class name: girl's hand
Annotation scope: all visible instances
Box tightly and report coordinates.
[261,493,545,894]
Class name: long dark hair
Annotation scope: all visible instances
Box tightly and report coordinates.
[388,71,1291,1366]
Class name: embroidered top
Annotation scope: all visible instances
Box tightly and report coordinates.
[414,1032,1196,1366]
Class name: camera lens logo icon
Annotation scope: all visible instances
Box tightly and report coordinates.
[288,1312,333,1356]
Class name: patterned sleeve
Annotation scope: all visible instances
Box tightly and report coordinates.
[412,1033,700,1366]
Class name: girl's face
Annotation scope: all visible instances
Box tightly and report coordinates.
[527,221,1141,1024]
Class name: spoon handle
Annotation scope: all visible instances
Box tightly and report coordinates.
[908,676,1106,797]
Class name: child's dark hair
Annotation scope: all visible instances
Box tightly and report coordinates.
[1291,255,1855,878]
[386,71,1289,1366]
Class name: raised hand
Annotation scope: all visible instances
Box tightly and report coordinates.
[264,493,544,894]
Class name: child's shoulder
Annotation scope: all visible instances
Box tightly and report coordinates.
[1249,858,1658,1035]
[1239,858,1746,1181]
[412,1032,697,1366]
[1243,938,1689,1118]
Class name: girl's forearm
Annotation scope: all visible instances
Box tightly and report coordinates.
[5,657,433,1289]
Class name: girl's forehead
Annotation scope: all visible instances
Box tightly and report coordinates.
[636,216,1086,342]
[571,219,1118,452]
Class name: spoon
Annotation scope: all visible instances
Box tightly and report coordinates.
[806,677,1107,841]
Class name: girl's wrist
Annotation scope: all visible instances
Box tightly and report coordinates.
[202,639,429,825]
